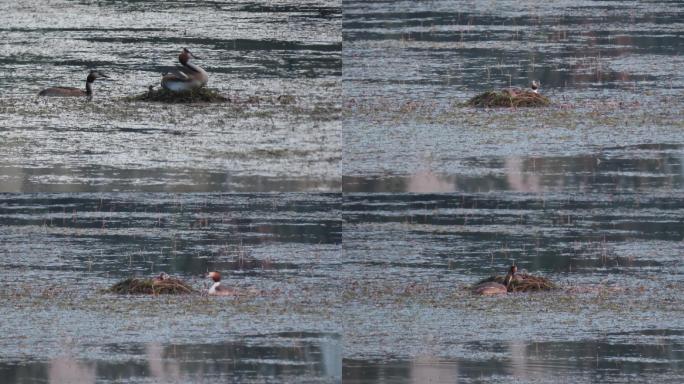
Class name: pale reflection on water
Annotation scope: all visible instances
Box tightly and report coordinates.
[2,333,341,383]
[48,356,96,384]
[344,145,684,193]
[344,334,684,383]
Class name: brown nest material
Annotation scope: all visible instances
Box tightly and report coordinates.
[107,277,196,295]
[467,89,550,108]
[476,273,557,292]
[126,87,229,103]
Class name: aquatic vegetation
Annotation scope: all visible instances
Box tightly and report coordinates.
[107,276,196,295]
[467,89,551,108]
[475,273,557,292]
[126,87,229,103]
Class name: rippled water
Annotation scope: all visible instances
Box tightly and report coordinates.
[2,333,341,383]
[3,0,684,382]
[342,4,684,378]
[344,143,684,193]
[342,190,684,382]
[0,193,342,382]
[343,0,684,181]
[344,333,684,383]
[0,0,341,192]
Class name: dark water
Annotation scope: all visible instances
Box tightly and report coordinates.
[344,144,684,193]
[344,332,684,383]
[1,333,341,383]
[344,0,683,101]
[0,193,341,278]
[0,0,341,192]
[0,193,342,383]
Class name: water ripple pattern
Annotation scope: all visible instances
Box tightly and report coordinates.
[342,191,684,382]
[343,0,684,183]
[0,0,342,192]
[0,193,342,382]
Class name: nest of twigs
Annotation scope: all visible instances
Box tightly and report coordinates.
[107,277,195,295]
[126,87,229,103]
[476,273,557,292]
[467,89,550,108]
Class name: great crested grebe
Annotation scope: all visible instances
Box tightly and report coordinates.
[152,272,170,282]
[161,48,208,92]
[38,70,109,97]
[472,265,516,295]
[530,80,540,94]
[207,271,237,296]
[502,81,540,97]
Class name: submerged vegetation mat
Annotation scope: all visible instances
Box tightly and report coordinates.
[467,90,550,108]
[126,87,229,103]
[476,274,557,292]
[107,277,196,295]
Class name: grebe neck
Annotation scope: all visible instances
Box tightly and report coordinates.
[504,273,513,287]
[183,60,204,74]
[209,281,221,293]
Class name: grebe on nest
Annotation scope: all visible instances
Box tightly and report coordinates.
[471,265,516,295]
[161,48,208,92]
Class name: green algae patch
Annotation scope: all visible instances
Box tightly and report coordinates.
[475,273,557,292]
[467,89,550,108]
[126,87,229,103]
[107,277,196,295]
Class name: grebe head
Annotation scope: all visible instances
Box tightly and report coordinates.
[179,48,201,63]
[510,264,517,274]
[207,271,221,282]
[530,80,540,93]
[86,70,109,83]
[153,272,170,282]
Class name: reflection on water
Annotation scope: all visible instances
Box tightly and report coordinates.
[343,332,684,383]
[344,0,684,101]
[0,167,341,193]
[0,332,341,383]
[0,193,342,279]
[343,190,684,276]
[344,144,684,193]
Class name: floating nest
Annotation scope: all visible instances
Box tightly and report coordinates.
[475,273,557,292]
[107,277,195,295]
[467,89,550,108]
[126,87,229,103]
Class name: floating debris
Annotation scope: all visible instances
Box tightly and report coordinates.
[107,274,195,295]
[467,89,550,108]
[475,273,557,292]
[126,86,229,103]
[277,94,297,105]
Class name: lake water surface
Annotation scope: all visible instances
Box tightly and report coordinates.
[343,0,684,183]
[342,1,684,382]
[0,0,341,192]
[0,193,342,383]
[342,191,684,383]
